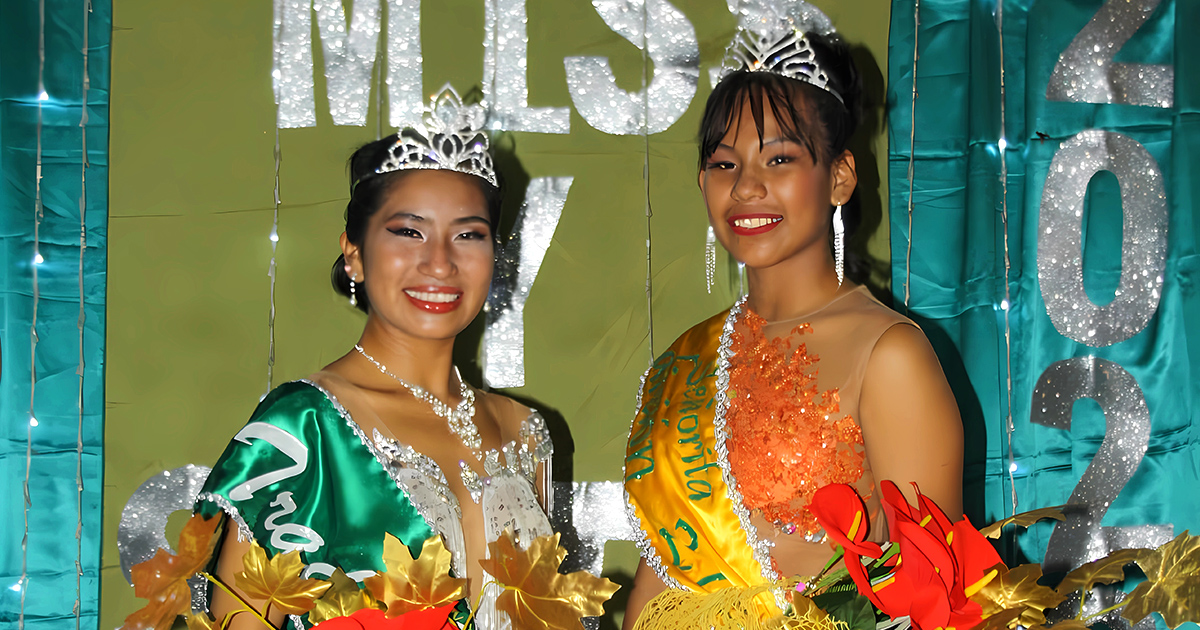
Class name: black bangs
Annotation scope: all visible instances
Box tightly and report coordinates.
[698,32,862,171]
[699,71,829,169]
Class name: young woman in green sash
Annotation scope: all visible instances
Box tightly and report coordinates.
[623,10,963,629]
[196,87,554,629]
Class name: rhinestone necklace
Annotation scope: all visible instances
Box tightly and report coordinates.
[353,344,481,454]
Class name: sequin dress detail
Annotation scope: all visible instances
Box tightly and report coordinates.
[725,310,866,538]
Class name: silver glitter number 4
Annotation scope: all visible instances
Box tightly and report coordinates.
[483,177,573,388]
[1046,0,1173,108]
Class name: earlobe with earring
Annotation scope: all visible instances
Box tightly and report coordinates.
[833,203,845,288]
[345,264,358,307]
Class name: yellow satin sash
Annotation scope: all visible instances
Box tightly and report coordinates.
[625,308,777,612]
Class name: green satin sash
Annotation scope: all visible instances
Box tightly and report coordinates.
[195,381,441,621]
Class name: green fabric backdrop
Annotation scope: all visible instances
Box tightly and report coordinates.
[887,0,1200,576]
[0,1,110,629]
[101,1,893,627]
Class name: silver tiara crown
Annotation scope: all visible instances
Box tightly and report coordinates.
[716,2,843,104]
[375,84,498,188]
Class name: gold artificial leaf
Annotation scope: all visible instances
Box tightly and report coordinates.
[309,568,379,625]
[971,563,1065,629]
[978,506,1067,539]
[124,514,223,630]
[235,542,332,616]
[974,608,1025,630]
[363,533,467,617]
[1057,548,1149,596]
[184,612,219,630]
[478,531,620,630]
[1122,531,1200,628]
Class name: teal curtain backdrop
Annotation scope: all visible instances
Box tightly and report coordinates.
[887,0,1199,572]
[0,1,109,629]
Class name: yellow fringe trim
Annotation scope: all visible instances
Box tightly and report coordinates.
[632,579,849,630]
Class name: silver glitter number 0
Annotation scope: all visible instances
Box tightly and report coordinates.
[1037,130,1168,348]
[1046,0,1173,109]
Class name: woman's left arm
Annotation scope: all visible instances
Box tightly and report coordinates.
[859,323,964,517]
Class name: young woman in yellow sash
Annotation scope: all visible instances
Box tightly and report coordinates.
[622,8,963,629]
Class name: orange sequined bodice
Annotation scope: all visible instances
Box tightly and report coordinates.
[725,309,866,537]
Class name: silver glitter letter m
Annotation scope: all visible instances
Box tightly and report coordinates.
[273,0,383,128]
[483,0,571,134]
[483,177,573,388]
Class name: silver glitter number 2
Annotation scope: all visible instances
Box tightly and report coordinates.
[1037,130,1168,348]
[1046,0,1173,108]
[483,177,573,388]
[1031,359,1173,629]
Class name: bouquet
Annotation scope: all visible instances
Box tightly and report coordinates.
[123,516,617,630]
[804,481,1200,630]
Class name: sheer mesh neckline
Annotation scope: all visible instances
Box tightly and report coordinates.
[753,285,869,327]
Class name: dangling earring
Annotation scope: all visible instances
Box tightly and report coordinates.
[705,226,717,294]
[346,264,358,307]
[833,204,845,288]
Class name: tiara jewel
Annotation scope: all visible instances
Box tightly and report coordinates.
[375,84,498,188]
[717,3,843,105]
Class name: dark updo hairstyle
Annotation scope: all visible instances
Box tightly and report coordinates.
[699,31,870,279]
[331,136,503,313]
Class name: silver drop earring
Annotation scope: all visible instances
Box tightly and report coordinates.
[833,204,845,288]
[346,265,358,307]
[705,226,717,294]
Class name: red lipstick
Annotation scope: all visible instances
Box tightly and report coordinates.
[727,213,784,236]
[403,286,463,313]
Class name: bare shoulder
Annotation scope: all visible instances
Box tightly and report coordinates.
[858,322,963,515]
[867,322,943,374]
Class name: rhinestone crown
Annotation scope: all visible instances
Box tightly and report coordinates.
[717,2,843,105]
[373,84,498,188]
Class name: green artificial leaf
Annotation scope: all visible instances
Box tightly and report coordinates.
[817,592,878,630]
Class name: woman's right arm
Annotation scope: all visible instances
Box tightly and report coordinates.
[207,527,289,629]
[622,558,667,630]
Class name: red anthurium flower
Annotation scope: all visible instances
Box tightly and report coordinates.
[817,481,1004,630]
[311,604,459,630]
[810,484,884,558]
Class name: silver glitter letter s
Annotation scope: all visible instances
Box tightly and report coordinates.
[1046,0,1173,108]
[1037,130,1168,347]
[483,177,573,388]
[483,0,571,134]
[274,0,383,128]
[387,0,424,129]
[564,0,699,135]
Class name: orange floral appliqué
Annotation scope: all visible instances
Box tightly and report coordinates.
[726,309,865,537]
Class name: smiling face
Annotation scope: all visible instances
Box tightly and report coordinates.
[343,170,494,342]
[699,94,855,272]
